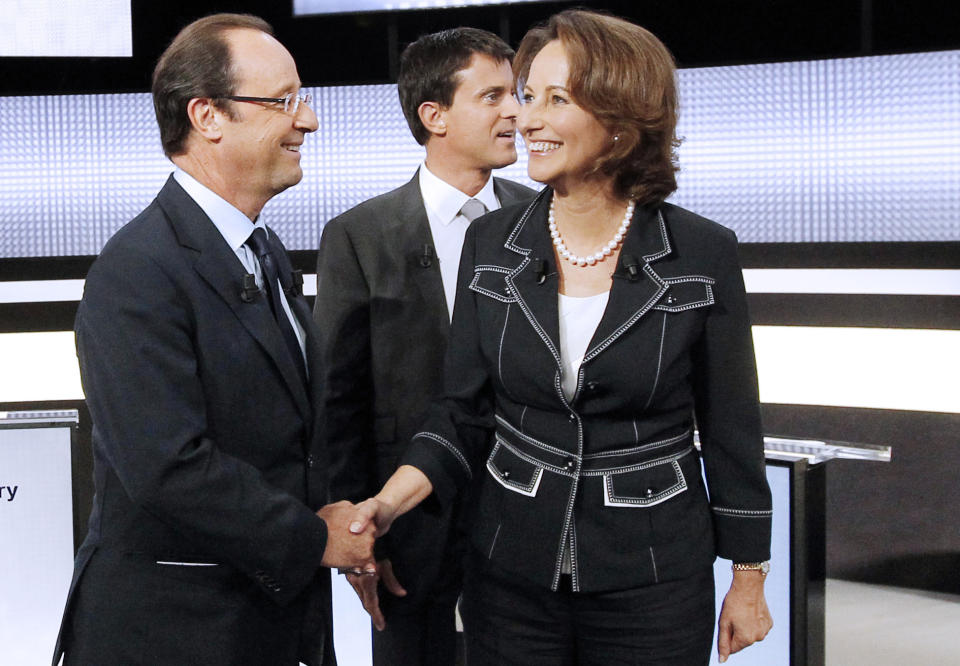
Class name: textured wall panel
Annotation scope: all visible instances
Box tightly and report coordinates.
[1,50,958,257]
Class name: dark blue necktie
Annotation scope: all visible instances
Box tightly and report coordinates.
[246,228,307,385]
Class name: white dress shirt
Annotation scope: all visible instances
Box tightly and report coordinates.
[172,168,307,365]
[418,162,501,321]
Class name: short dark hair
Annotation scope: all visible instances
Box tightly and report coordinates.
[515,10,680,205]
[152,13,273,157]
[398,27,515,146]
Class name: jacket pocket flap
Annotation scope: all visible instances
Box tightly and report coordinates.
[653,276,715,312]
[604,459,687,507]
[486,441,543,496]
[469,265,515,303]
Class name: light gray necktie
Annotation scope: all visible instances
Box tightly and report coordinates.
[459,198,488,222]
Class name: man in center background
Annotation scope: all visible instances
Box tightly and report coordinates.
[313,27,535,666]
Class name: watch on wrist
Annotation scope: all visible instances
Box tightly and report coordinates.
[732,561,770,577]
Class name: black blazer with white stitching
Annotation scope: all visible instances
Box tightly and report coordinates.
[403,188,772,593]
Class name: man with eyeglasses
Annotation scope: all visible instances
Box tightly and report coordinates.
[313,27,534,666]
[53,14,371,666]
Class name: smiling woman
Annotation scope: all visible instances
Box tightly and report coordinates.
[356,9,774,666]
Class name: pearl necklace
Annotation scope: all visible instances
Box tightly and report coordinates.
[548,196,635,267]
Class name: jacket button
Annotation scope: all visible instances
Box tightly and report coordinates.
[564,457,575,470]
[568,413,576,422]
[586,381,600,392]
[667,295,677,304]
[502,469,511,480]
[306,454,315,468]
[645,488,655,497]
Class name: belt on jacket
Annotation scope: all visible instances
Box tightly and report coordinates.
[493,414,695,477]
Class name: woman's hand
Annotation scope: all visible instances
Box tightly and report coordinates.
[348,465,434,537]
[716,570,773,662]
[349,496,400,537]
[341,465,434,628]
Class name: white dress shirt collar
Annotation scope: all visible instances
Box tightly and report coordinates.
[171,168,305,361]
[418,162,499,226]
[173,168,267,251]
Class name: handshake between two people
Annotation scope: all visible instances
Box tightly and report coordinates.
[316,497,405,630]
[318,466,436,630]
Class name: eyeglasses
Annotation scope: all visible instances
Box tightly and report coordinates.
[224,91,312,115]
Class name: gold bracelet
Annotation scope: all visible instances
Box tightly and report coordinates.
[731,561,770,577]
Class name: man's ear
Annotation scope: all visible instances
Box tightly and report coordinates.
[186,97,223,141]
[418,101,447,138]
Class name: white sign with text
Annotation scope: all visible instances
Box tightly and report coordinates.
[0,424,74,665]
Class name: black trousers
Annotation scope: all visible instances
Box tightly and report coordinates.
[460,554,715,666]
[371,594,459,666]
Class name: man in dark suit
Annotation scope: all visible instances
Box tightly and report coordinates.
[54,14,374,666]
[313,27,535,666]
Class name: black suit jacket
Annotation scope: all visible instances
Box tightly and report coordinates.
[313,171,534,610]
[404,189,772,593]
[54,176,335,665]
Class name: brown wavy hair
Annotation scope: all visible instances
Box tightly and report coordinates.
[514,9,680,204]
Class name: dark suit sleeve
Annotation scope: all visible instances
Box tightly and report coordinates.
[76,244,327,606]
[313,219,377,504]
[691,227,772,562]
[401,221,495,506]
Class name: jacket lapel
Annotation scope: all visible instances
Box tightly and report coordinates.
[502,190,563,368]
[500,192,673,369]
[392,171,451,338]
[157,177,311,420]
[583,205,670,364]
[493,177,536,207]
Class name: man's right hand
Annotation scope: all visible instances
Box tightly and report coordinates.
[316,500,376,570]
[345,558,408,631]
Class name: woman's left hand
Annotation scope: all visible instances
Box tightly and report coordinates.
[716,570,773,662]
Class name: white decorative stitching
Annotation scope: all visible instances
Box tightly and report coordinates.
[495,435,573,477]
[571,365,585,403]
[498,305,511,391]
[642,211,671,263]
[507,260,562,367]
[661,274,715,284]
[582,263,667,363]
[486,458,544,496]
[496,414,572,459]
[487,524,501,559]
[551,370,583,591]
[469,268,516,303]
[711,506,773,517]
[504,190,547,255]
[569,521,580,592]
[582,444,695,476]
[603,460,687,507]
[652,276,716,313]
[643,313,667,411]
[414,431,472,479]
[581,428,692,460]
